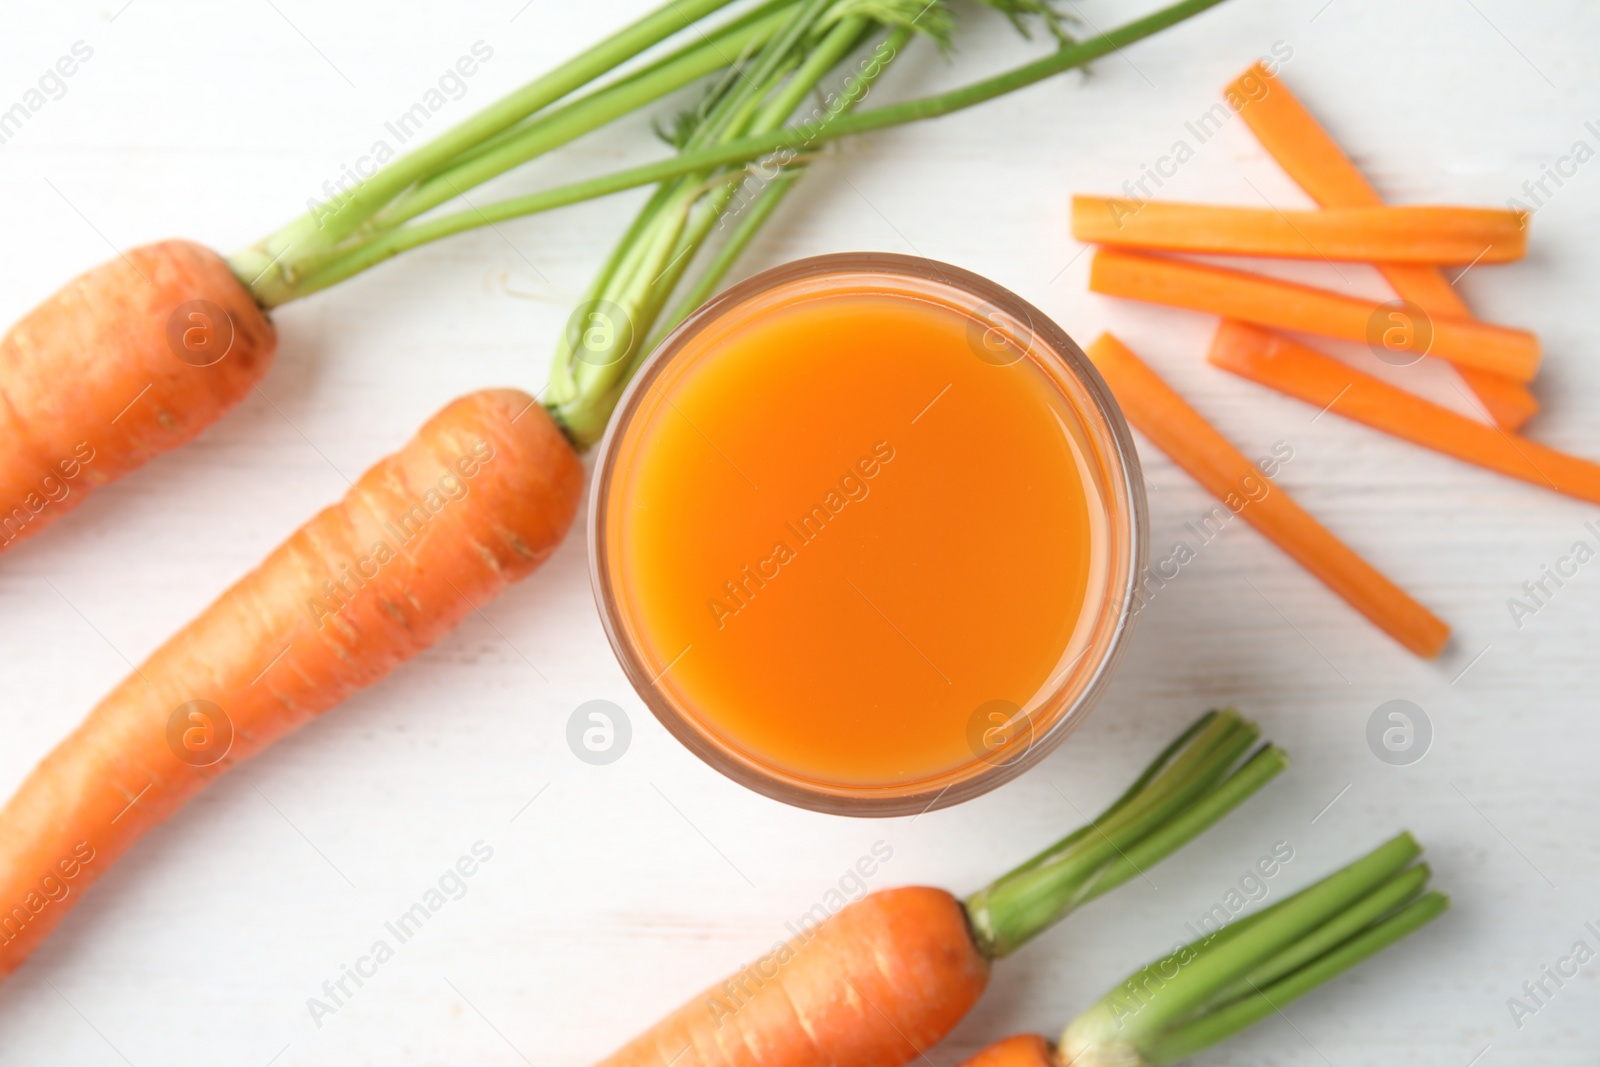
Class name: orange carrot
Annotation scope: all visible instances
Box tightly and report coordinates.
[1072,197,1526,264]
[590,710,1287,1067]
[0,241,277,553]
[1089,247,1540,382]
[959,1035,1056,1067]
[1086,333,1449,657]
[1208,321,1600,505]
[598,887,991,1067]
[1226,61,1538,429]
[0,389,582,977]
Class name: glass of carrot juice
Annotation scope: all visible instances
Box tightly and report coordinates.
[590,253,1147,815]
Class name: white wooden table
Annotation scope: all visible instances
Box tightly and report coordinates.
[2,1,1596,1063]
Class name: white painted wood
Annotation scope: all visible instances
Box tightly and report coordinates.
[0,1,1595,1063]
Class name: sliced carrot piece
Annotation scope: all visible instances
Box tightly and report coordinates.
[1207,321,1600,506]
[1227,61,1538,430]
[1089,247,1541,382]
[1071,197,1526,264]
[1087,332,1450,658]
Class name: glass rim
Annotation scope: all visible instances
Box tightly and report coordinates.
[588,252,1149,817]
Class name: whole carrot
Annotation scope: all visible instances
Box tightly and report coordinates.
[594,711,1288,1067]
[0,389,581,977]
[0,241,274,552]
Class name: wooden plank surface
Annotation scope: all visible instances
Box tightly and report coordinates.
[1,0,1596,1063]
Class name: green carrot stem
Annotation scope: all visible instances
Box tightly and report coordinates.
[1141,892,1449,1066]
[237,3,796,307]
[1204,863,1430,1009]
[446,0,801,177]
[323,0,739,242]
[651,18,905,333]
[281,0,1228,302]
[1059,833,1423,1054]
[545,10,876,445]
[964,710,1279,960]
[1077,744,1290,906]
[652,163,796,337]
[370,4,798,235]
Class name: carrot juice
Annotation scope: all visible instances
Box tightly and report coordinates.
[592,255,1145,812]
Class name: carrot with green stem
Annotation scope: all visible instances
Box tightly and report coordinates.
[953,833,1447,1067]
[1226,60,1538,430]
[0,390,582,978]
[593,709,1287,1067]
[1086,332,1450,657]
[1,0,1228,556]
[1072,197,1527,263]
[1208,321,1600,504]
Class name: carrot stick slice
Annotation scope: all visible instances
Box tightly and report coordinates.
[1089,247,1541,382]
[1227,61,1538,430]
[1087,332,1450,658]
[1071,197,1526,264]
[1207,321,1600,506]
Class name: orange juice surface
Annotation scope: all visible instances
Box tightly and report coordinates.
[603,278,1114,792]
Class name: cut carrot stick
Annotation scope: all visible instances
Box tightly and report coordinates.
[1226,61,1538,430]
[1207,321,1600,506]
[0,389,583,978]
[1087,332,1449,658]
[1071,197,1526,264]
[1089,247,1540,382]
